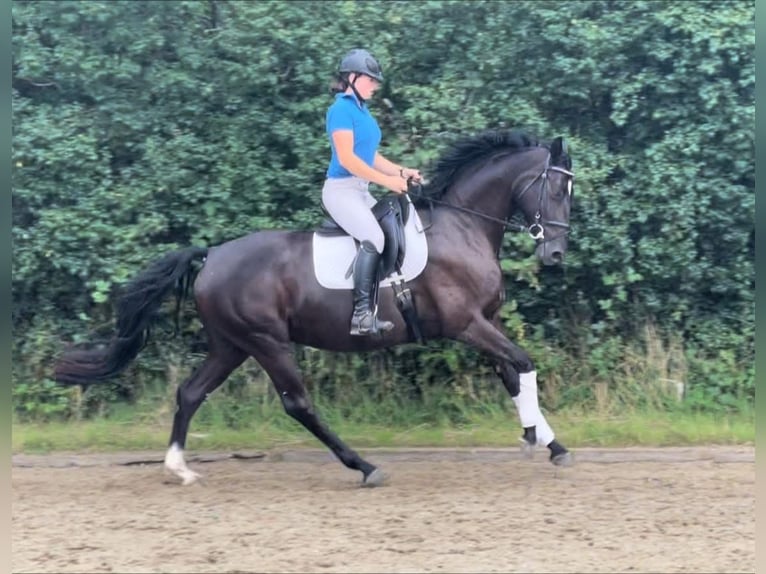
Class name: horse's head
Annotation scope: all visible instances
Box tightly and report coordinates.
[415,129,574,265]
[514,137,574,265]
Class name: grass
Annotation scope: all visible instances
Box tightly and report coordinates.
[12,406,754,454]
[14,317,754,455]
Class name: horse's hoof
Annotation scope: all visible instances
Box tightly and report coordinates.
[181,471,202,486]
[551,451,574,467]
[361,468,388,488]
[518,437,536,459]
[165,466,203,486]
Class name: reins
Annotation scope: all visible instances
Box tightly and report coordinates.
[407,152,574,243]
[407,187,528,233]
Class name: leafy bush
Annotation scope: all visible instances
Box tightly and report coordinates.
[12,0,753,421]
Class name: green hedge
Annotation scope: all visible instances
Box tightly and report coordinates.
[12,0,754,420]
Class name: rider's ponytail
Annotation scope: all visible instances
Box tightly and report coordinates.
[329,72,350,95]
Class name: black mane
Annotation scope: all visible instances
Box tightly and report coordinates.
[414,130,540,206]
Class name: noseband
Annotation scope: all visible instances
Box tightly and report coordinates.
[412,153,574,243]
[514,155,574,242]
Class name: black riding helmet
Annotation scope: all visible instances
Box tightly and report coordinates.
[338,49,384,82]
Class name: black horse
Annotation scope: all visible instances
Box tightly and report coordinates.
[54,130,575,486]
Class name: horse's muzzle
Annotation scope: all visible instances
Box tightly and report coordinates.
[535,242,566,266]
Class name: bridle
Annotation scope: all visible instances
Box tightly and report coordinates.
[514,154,574,241]
[409,152,574,243]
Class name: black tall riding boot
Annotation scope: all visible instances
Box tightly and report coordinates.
[350,241,394,336]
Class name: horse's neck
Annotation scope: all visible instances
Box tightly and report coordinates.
[440,160,519,253]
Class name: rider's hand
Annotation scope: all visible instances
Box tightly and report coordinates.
[386,174,409,194]
[401,167,423,182]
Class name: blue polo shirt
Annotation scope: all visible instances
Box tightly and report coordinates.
[325,93,382,178]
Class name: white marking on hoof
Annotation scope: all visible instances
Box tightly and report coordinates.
[164,443,202,485]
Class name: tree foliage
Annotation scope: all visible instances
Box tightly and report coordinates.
[12,0,754,418]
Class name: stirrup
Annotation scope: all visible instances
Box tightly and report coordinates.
[350,311,394,336]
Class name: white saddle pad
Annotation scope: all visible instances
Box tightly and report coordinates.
[312,207,429,290]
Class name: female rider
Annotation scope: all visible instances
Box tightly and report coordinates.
[322,48,422,336]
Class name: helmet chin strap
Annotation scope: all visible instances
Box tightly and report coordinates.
[349,74,365,105]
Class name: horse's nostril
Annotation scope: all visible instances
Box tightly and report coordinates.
[551,251,564,263]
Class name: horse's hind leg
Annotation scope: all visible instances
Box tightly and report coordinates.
[164,336,247,485]
[457,315,572,466]
[243,334,385,487]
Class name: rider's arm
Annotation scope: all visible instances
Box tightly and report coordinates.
[332,130,406,193]
[375,152,422,182]
[373,152,403,176]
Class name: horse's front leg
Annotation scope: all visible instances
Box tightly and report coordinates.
[457,314,573,466]
[493,360,572,465]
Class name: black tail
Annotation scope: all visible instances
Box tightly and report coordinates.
[54,246,209,385]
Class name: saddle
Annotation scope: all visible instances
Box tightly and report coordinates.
[315,193,423,344]
[316,193,411,280]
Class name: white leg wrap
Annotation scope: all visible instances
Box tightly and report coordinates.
[534,414,555,447]
[512,371,555,446]
[164,443,201,485]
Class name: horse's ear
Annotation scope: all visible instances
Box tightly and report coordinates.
[550,136,566,161]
